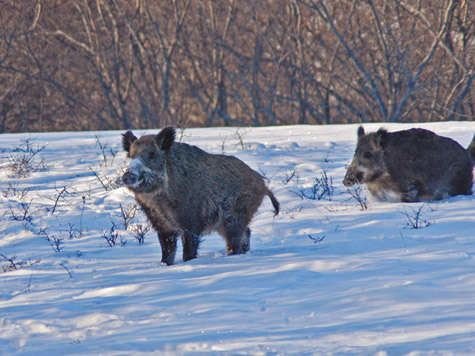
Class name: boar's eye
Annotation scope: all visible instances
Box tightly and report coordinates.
[362,151,372,159]
[148,151,155,159]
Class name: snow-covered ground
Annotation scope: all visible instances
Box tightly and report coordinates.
[1,122,475,356]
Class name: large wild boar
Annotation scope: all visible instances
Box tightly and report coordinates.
[122,127,279,265]
[343,126,474,202]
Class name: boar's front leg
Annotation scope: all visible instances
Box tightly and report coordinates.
[158,232,178,265]
[181,230,201,262]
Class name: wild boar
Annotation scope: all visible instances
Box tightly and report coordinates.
[122,127,279,265]
[343,126,474,202]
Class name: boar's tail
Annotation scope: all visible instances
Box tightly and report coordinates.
[266,188,280,216]
[468,133,475,163]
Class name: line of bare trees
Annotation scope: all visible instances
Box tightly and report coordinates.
[0,0,473,132]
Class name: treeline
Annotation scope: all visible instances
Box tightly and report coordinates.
[0,0,473,132]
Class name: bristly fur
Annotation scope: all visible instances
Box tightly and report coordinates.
[121,126,279,265]
[343,126,473,202]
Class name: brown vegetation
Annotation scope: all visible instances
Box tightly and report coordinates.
[0,0,473,132]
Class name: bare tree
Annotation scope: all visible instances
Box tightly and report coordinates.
[0,0,472,132]
[295,0,473,123]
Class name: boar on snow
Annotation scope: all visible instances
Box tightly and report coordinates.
[343,126,474,202]
[122,127,279,265]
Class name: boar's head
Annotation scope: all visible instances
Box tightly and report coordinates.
[122,127,175,193]
[343,126,388,187]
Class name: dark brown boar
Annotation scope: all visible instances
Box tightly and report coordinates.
[343,126,473,202]
[122,127,279,265]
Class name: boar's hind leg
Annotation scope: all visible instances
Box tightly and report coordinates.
[449,170,473,196]
[158,232,178,265]
[242,228,251,253]
[181,231,201,262]
[223,219,251,255]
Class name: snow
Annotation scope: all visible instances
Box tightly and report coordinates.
[1,122,475,355]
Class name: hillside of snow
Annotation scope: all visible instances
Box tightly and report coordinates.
[1,122,475,355]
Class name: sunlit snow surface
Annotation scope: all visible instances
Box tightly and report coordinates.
[1,122,475,355]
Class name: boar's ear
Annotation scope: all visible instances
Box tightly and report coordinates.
[375,128,388,148]
[357,126,365,140]
[122,130,137,154]
[156,126,176,151]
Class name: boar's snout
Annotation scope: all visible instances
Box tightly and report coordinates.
[122,171,138,187]
[343,170,363,187]
[342,175,355,187]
